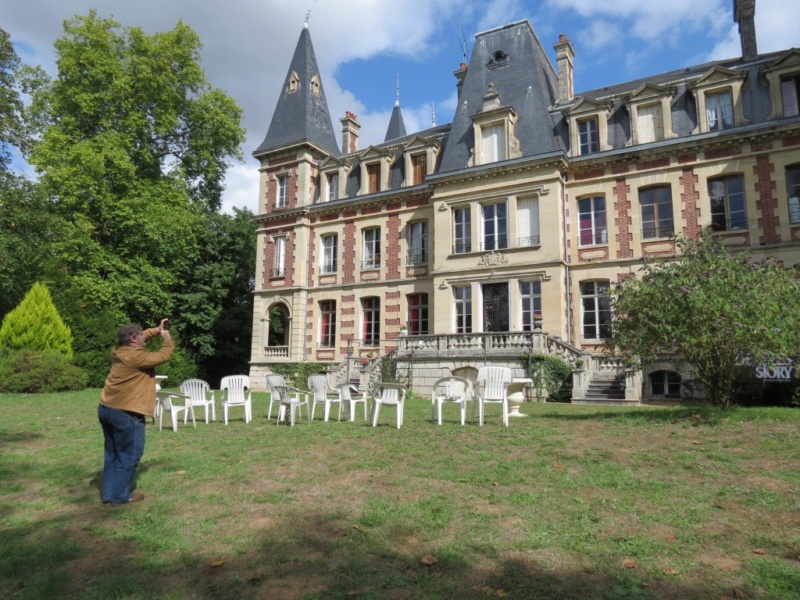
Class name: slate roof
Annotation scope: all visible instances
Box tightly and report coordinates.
[254,26,340,157]
[384,102,408,142]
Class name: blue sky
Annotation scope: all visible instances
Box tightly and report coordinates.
[2,0,798,214]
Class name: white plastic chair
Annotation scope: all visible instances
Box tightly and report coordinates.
[371,383,407,429]
[308,374,342,421]
[156,391,196,432]
[274,385,311,426]
[338,383,368,421]
[431,376,471,425]
[179,379,216,424]
[265,374,286,421]
[476,366,513,427]
[220,375,253,425]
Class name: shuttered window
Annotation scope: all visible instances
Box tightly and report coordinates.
[637,103,663,143]
[517,197,540,247]
[481,124,505,164]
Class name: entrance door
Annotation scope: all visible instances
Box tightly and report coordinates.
[482,283,509,332]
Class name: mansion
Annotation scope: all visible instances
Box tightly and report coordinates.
[248,0,800,401]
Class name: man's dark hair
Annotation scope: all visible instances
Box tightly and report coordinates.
[117,324,142,347]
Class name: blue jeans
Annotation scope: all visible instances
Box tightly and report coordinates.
[98,404,146,504]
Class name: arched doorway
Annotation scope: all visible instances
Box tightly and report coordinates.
[266,304,290,358]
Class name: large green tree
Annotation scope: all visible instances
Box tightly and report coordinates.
[25,11,245,327]
[0,27,23,176]
[609,233,800,407]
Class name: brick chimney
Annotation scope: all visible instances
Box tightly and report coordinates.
[734,0,758,61]
[340,111,360,154]
[553,34,575,104]
[453,62,468,100]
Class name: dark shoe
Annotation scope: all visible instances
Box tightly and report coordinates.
[127,492,145,504]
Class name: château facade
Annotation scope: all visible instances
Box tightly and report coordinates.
[249,0,800,400]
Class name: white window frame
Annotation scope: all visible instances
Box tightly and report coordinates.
[481,202,508,251]
[273,235,286,278]
[362,228,381,270]
[787,165,800,225]
[577,196,607,246]
[407,293,429,336]
[708,175,747,231]
[276,174,288,208]
[640,186,675,239]
[407,221,428,265]
[453,207,472,254]
[578,118,598,155]
[520,281,542,332]
[581,280,611,340]
[454,285,472,334]
[319,300,336,348]
[321,233,338,274]
[361,297,381,347]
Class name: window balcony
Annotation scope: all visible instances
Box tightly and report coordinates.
[407,251,428,265]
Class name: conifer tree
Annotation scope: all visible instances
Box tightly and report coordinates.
[0,282,73,357]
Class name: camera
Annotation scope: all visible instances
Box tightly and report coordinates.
[163,319,170,331]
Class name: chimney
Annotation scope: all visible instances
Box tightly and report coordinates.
[453,63,468,99]
[734,0,758,61]
[340,111,360,154]
[553,34,575,104]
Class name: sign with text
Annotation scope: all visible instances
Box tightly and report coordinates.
[755,362,796,382]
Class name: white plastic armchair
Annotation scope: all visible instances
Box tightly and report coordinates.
[476,366,513,427]
[156,391,196,432]
[308,374,342,422]
[338,383,368,421]
[371,382,407,429]
[265,374,286,421]
[431,376,471,425]
[179,379,216,424]
[220,375,253,425]
[274,385,311,426]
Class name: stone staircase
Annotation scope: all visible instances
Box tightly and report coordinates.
[578,373,629,405]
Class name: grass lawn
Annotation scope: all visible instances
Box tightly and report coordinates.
[1,390,799,599]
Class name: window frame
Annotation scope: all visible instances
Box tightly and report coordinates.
[649,370,681,397]
[577,196,607,246]
[319,300,336,348]
[361,297,381,347]
[481,201,508,251]
[705,89,734,132]
[362,227,381,270]
[454,285,472,334]
[640,186,675,239]
[520,281,542,332]
[407,220,428,265]
[407,293,429,336]
[787,165,800,225]
[272,235,286,278]
[453,207,472,254]
[708,175,747,231]
[578,117,599,155]
[276,174,288,208]
[320,233,338,274]
[580,280,611,340]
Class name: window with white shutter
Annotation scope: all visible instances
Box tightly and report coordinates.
[517,197,539,247]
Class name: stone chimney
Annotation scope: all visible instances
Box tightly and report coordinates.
[553,34,575,104]
[734,0,758,61]
[454,62,468,99]
[340,111,360,154]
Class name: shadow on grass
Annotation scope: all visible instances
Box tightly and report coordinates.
[0,502,736,600]
[534,405,726,425]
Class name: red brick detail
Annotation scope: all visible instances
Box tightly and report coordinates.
[782,134,800,148]
[308,228,316,286]
[264,166,299,213]
[321,212,339,222]
[385,318,401,327]
[386,214,401,279]
[386,305,400,313]
[264,217,298,228]
[307,310,314,318]
[307,335,313,342]
[343,209,357,218]
[343,221,356,284]
[678,153,697,164]
[341,308,354,316]
[791,226,800,242]
[577,247,609,261]
[705,145,743,160]
[636,157,670,171]
[751,141,773,153]
[262,230,297,288]
[341,321,354,328]
[679,167,701,239]
[342,295,355,303]
[307,297,314,306]
[642,240,676,257]
[611,164,629,175]
[406,197,429,208]
[387,202,402,212]
[361,205,381,215]
[753,153,780,245]
[574,167,605,181]
[612,178,633,259]
[385,291,401,299]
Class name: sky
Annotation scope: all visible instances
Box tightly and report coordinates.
[2,0,798,215]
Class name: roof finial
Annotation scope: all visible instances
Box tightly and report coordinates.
[431,102,436,126]
[395,72,400,107]
[304,10,311,29]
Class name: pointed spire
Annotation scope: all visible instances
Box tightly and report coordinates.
[384,73,407,142]
[255,24,339,156]
[395,72,400,107]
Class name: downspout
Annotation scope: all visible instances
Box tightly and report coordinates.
[303,216,313,362]
[561,174,572,346]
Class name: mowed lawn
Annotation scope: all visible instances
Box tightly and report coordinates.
[1,390,799,599]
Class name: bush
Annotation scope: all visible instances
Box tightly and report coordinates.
[268,362,329,389]
[521,354,573,401]
[0,282,74,357]
[0,348,88,393]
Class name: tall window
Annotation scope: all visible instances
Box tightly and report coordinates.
[407,221,428,264]
[578,196,607,246]
[411,154,427,185]
[321,234,337,274]
[706,90,734,131]
[273,236,286,277]
[520,281,542,331]
[482,202,508,250]
[579,118,598,154]
[362,228,381,269]
[407,293,429,336]
[517,197,540,247]
[277,175,288,207]
[788,165,800,224]
[327,173,338,202]
[362,297,380,346]
[709,175,747,231]
[453,207,472,253]
[581,281,611,340]
[781,76,800,117]
[319,300,336,347]
[480,123,505,164]
[636,103,664,144]
[367,163,380,194]
[454,286,472,334]
[640,186,674,239]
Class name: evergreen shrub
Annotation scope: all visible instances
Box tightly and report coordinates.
[521,353,573,401]
[0,349,88,393]
[0,282,74,357]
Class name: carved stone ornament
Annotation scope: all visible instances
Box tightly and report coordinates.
[477,251,508,266]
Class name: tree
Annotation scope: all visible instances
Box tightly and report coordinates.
[608,232,800,407]
[0,27,23,177]
[0,282,74,357]
[25,11,245,327]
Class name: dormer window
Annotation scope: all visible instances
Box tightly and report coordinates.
[706,90,734,131]
[781,76,800,117]
[367,164,380,194]
[578,118,598,154]
[470,84,520,167]
[311,75,321,97]
[625,83,675,146]
[481,123,505,163]
[561,97,612,157]
[401,135,440,188]
[636,103,664,143]
[690,67,747,134]
[357,147,393,196]
[762,49,800,120]
[487,50,509,69]
[287,71,300,94]
[318,157,351,204]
